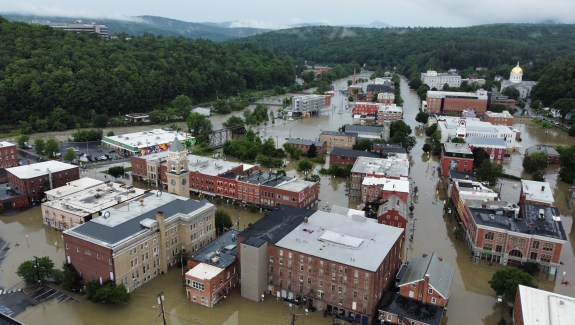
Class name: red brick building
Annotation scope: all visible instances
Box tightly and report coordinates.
[329,148,380,167]
[185,230,239,307]
[0,141,18,169]
[378,252,453,325]
[350,155,410,197]
[465,137,507,161]
[451,178,566,275]
[426,90,489,116]
[352,102,380,117]
[6,161,79,203]
[244,208,404,325]
[483,110,514,126]
[285,139,327,157]
[440,143,474,178]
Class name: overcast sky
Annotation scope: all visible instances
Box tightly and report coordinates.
[1,1,574,28]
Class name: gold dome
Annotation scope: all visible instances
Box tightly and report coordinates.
[511,65,523,74]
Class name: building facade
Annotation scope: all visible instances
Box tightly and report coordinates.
[377,105,403,124]
[483,111,514,126]
[320,131,358,150]
[329,148,380,167]
[465,137,507,161]
[440,143,474,178]
[0,141,18,169]
[426,90,489,116]
[437,117,518,149]
[500,63,537,99]
[420,70,462,89]
[63,192,216,292]
[285,139,327,156]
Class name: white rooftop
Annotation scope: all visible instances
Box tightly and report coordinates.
[275,211,403,272]
[330,205,365,218]
[521,180,554,204]
[362,177,410,193]
[0,141,16,148]
[274,178,315,192]
[44,177,104,201]
[518,285,575,325]
[42,182,146,216]
[351,155,410,178]
[7,161,77,179]
[187,263,224,280]
[103,129,193,152]
[188,155,242,176]
[140,151,170,161]
[427,90,488,100]
[485,110,513,118]
[378,104,403,113]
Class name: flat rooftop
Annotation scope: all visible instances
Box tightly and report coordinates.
[186,263,223,281]
[65,192,213,247]
[330,148,380,159]
[7,161,77,179]
[518,285,575,325]
[344,125,384,134]
[485,110,513,118]
[351,155,410,178]
[320,131,358,137]
[362,177,410,193]
[44,177,104,200]
[443,142,473,155]
[187,155,242,176]
[465,136,507,148]
[42,182,146,216]
[238,205,315,245]
[275,211,403,272]
[286,138,324,147]
[102,129,194,152]
[522,180,554,204]
[0,141,16,148]
[190,230,239,269]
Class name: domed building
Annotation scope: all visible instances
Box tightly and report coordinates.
[500,62,537,99]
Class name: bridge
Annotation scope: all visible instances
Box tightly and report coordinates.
[208,126,247,149]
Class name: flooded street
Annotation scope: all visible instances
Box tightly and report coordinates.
[3,73,575,324]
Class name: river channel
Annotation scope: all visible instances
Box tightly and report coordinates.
[3,73,575,324]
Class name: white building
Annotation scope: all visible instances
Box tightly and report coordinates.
[290,95,327,115]
[44,177,104,201]
[437,117,519,148]
[514,285,575,325]
[500,63,537,99]
[421,70,462,89]
[102,129,195,156]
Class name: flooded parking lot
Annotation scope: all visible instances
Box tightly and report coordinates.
[2,74,575,324]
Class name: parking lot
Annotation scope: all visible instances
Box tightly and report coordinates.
[16,141,130,167]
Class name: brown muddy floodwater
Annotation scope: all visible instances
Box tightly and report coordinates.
[4,73,575,325]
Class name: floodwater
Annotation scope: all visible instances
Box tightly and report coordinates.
[4,73,575,324]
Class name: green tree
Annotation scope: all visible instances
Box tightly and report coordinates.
[223,116,245,128]
[187,112,213,144]
[215,210,233,235]
[415,112,429,124]
[552,98,575,123]
[85,280,130,303]
[171,94,193,120]
[64,148,76,162]
[307,144,318,158]
[425,123,438,137]
[489,268,537,302]
[34,139,45,155]
[472,147,490,169]
[408,77,422,90]
[106,131,115,136]
[353,138,374,151]
[16,256,56,285]
[502,87,520,100]
[532,170,545,182]
[108,166,125,178]
[297,159,313,173]
[17,134,29,148]
[451,137,466,143]
[422,143,432,153]
[44,139,60,158]
[557,145,575,183]
[569,125,575,137]
[523,151,549,174]
[475,160,503,186]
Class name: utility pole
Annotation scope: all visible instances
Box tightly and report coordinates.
[33,256,41,284]
[158,292,167,325]
[290,313,298,325]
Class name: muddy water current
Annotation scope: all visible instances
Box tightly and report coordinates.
[3,73,575,324]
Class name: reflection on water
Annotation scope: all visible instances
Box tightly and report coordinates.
[5,74,575,324]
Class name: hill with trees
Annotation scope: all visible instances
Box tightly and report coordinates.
[235,24,575,79]
[0,17,294,133]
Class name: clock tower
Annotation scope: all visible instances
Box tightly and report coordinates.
[166,137,190,197]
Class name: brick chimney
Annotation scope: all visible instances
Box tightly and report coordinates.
[156,211,168,275]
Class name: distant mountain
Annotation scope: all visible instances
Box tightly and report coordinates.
[1,14,271,41]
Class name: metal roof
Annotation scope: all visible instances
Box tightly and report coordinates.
[169,137,186,152]
[517,285,575,325]
[189,230,239,269]
[344,124,384,134]
[330,148,380,159]
[379,292,443,325]
[286,138,324,147]
[398,252,454,299]
[465,136,507,148]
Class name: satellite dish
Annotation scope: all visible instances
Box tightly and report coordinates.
[103,211,110,219]
[156,190,162,197]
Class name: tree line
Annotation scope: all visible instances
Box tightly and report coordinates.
[0,17,294,133]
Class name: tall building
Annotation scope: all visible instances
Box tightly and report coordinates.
[166,138,190,197]
[426,90,489,116]
[420,70,462,89]
[63,191,216,291]
[500,63,537,99]
[440,143,474,178]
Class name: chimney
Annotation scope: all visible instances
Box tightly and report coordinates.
[156,211,168,274]
[541,185,545,191]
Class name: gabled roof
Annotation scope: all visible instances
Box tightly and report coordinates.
[169,137,185,152]
[398,252,454,299]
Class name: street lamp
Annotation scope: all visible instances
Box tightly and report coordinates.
[497,295,504,321]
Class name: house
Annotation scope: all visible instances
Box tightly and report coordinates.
[285,138,327,156]
[513,285,575,325]
[320,131,358,150]
[185,230,240,307]
[378,252,454,325]
[377,104,403,124]
[524,145,560,164]
[62,191,216,292]
[440,143,474,178]
[329,148,380,167]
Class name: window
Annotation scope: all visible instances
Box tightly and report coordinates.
[532,241,540,249]
[428,288,433,294]
[387,314,392,321]
[484,232,494,240]
[191,281,204,291]
[431,297,437,304]
[542,243,553,251]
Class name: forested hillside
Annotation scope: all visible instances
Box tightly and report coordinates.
[0,17,294,132]
[235,24,575,79]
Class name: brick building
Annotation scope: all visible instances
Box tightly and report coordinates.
[378,252,454,325]
[440,143,474,178]
[371,144,406,156]
[377,104,403,124]
[6,161,80,203]
[361,177,409,205]
[350,155,410,197]
[377,92,395,105]
[426,90,489,116]
[185,230,239,307]
[352,102,380,117]
[0,185,28,211]
[366,81,394,102]
[513,285,575,325]
[465,137,507,161]
[344,125,384,140]
[483,110,514,126]
[285,138,327,156]
[0,141,18,169]
[62,191,216,292]
[524,145,560,165]
[490,96,516,110]
[320,131,358,150]
[451,178,567,275]
[238,206,404,325]
[329,148,380,167]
